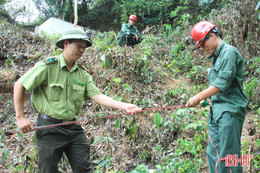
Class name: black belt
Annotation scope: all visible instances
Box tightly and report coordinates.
[39,114,75,123]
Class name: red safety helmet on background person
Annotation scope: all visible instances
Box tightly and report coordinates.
[190,21,215,49]
[129,15,137,22]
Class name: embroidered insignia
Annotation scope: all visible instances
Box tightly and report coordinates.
[74,79,85,86]
[43,56,58,65]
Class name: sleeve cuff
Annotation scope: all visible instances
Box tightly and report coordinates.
[212,71,232,92]
[212,78,230,92]
[88,90,101,98]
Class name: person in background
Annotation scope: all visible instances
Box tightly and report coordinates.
[186,21,248,173]
[14,28,141,173]
[117,14,143,47]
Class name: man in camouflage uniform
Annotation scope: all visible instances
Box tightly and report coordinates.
[14,28,140,173]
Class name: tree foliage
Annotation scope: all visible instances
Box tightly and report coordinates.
[32,0,95,24]
[33,0,71,20]
[0,0,21,24]
[82,0,228,31]
[1,0,230,31]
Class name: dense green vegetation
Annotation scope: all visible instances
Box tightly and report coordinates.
[1,0,242,31]
[0,0,259,172]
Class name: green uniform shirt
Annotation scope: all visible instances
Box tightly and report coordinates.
[19,54,101,120]
[208,41,248,121]
[119,23,141,38]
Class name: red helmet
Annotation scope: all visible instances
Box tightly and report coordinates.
[190,21,215,48]
[129,15,137,22]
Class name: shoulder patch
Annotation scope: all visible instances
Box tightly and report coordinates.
[78,63,92,74]
[77,63,87,71]
[43,56,58,65]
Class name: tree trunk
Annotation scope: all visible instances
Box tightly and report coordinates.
[242,0,249,41]
[61,0,67,20]
[74,0,78,27]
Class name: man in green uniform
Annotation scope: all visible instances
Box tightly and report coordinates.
[186,21,248,173]
[14,28,140,173]
[117,14,143,47]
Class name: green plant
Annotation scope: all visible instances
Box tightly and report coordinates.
[112,78,121,86]
[103,83,111,95]
[252,139,260,170]
[242,139,260,172]
[94,32,117,52]
[122,83,132,95]
[114,119,121,129]
[163,85,187,105]
[100,57,112,68]
[154,112,163,143]
[5,57,12,66]
[186,66,205,84]
[155,153,202,173]
[140,149,149,162]
[177,138,202,156]
[93,136,114,145]
[94,155,115,173]
[167,47,194,77]
[0,143,9,162]
[113,96,124,102]
[128,123,137,140]
[93,135,115,155]
[154,113,163,130]
[130,164,149,173]
[189,84,206,96]
[244,77,259,109]
[39,30,61,42]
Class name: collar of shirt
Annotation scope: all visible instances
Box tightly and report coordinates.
[208,41,226,64]
[126,23,133,28]
[59,54,78,72]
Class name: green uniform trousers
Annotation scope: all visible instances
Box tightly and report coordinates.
[35,117,93,173]
[207,111,243,173]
